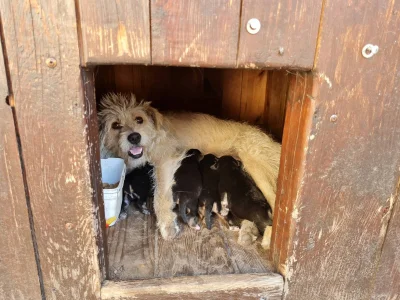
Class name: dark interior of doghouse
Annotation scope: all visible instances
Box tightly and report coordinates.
[95,65,290,280]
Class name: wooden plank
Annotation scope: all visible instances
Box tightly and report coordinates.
[0,25,43,300]
[0,0,103,298]
[371,180,400,299]
[270,72,315,276]
[151,0,241,67]
[77,0,151,65]
[275,1,400,299]
[239,70,268,125]
[237,0,323,69]
[265,70,289,141]
[101,274,283,300]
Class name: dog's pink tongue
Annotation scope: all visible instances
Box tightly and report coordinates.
[129,146,143,155]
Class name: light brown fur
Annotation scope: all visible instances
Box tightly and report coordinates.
[98,93,281,244]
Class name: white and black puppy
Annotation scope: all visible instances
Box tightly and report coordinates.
[172,149,203,230]
[123,163,154,215]
[199,154,220,230]
[217,156,273,235]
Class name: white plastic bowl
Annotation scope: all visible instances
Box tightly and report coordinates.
[101,158,126,227]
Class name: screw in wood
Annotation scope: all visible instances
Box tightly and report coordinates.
[330,114,338,123]
[65,223,74,230]
[46,57,57,68]
[278,47,284,55]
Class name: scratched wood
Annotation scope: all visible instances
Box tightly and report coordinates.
[102,273,283,300]
[151,0,241,67]
[77,0,151,65]
[0,0,103,299]
[0,28,43,300]
[237,0,323,69]
[371,180,400,299]
[273,1,400,299]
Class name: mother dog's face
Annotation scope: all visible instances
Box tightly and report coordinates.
[98,93,162,167]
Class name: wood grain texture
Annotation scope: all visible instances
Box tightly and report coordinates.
[101,273,283,300]
[278,1,400,299]
[237,0,323,70]
[265,70,290,141]
[0,28,42,300]
[78,0,150,65]
[107,205,273,280]
[372,179,400,299]
[0,0,103,299]
[270,72,315,275]
[151,0,241,67]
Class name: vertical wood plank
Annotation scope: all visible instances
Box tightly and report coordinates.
[265,70,290,140]
[151,0,241,67]
[0,25,43,300]
[77,0,151,65]
[238,0,323,69]
[219,69,242,120]
[371,180,400,299]
[239,70,268,125]
[276,1,400,299]
[0,0,103,299]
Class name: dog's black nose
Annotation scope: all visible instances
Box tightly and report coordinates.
[127,132,141,144]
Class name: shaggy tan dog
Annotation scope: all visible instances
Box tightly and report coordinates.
[99,93,281,246]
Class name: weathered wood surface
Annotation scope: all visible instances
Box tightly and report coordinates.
[237,0,323,70]
[274,1,400,299]
[372,179,400,299]
[151,0,241,67]
[0,27,43,300]
[78,0,151,65]
[101,273,283,300]
[270,72,315,276]
[107,205,273,280]
[0,0,103,299]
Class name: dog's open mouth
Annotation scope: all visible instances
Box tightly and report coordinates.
[128,146,143,159]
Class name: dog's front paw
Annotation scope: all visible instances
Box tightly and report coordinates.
[261,225,273,250]
[159,219,180,240]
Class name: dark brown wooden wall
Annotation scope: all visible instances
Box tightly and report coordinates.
[272,1,400,299]
[78,0,322,70]
[0,0,104,299]
[95,65,289,141]
[0,23,43,300]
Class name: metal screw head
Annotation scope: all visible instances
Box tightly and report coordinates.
[247,18,261,34]
[330,114,338,123]
[65,223,74,230]
[362,44,379,58]
[46,57,57,68]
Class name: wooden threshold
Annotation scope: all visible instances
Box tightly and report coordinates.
[101,273,283,299]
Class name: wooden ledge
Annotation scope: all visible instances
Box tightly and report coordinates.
[101,273,283,299]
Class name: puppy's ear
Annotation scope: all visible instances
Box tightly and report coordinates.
[235,159,243,168]
[144,103,163,130]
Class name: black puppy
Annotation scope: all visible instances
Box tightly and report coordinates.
[217,156,273,235]
[172,149,203,230]
[199,154,221,229]
[123,163,154,215]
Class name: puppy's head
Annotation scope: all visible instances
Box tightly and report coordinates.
[200,154,219,170]
[216,156,242,170]
[98,93,163,168]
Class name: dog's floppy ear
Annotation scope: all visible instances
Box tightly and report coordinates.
[143,102,163,130]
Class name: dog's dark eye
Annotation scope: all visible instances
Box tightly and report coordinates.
[135,116,143,124]
[111,122,123,130]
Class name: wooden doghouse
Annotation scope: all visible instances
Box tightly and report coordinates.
[0,1,399,299]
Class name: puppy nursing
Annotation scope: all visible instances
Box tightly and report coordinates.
[98,93,281,247]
